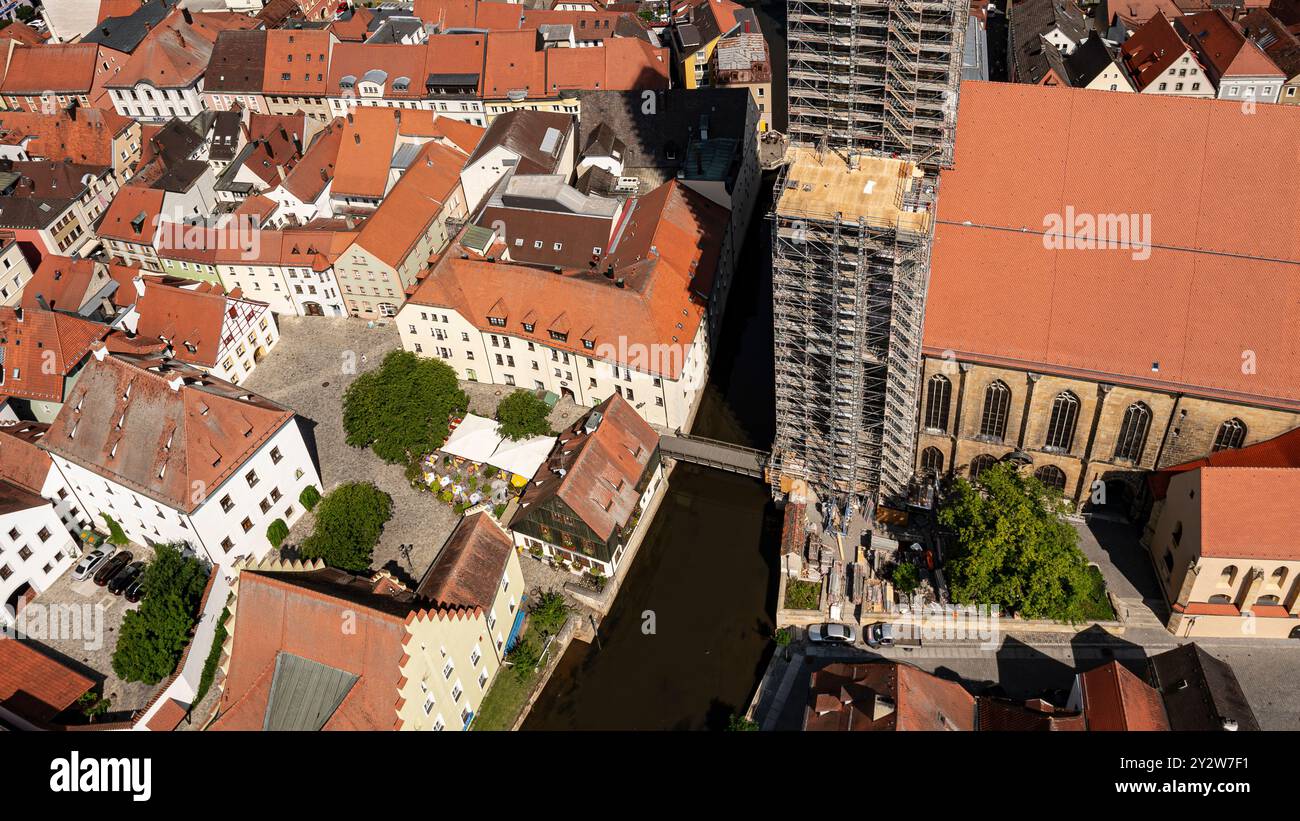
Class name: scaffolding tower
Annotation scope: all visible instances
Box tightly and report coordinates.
[770,0,965,503]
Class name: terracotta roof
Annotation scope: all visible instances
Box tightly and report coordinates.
[98,185,166,244]
[329,7,376,41]
[483,30,547,98]
[22,256,110,313]
[0,21,48,46]
[1121,13,1197,90]
[42,351,296,512]
[130,280,252,369]
[0,640,94,725]
[352,140,468,267]
[144,697,190,731]
[411,178,723,379]
[212,566,476,731]
[1195,467,1300,560]
[1150,427,1300,498]
[263,28,334,97]
[804,661,977,731]
[512,394,658,542]
[327,42,431,100]
[414,0,480,29]
[1177,9,1285,81]
[333,106,402,199]
[0,44,99,95]
[0,420,55,494]
[280,117,346,203]
[416,511,514,610]
[0,307,111,403]
[1079,661,1170,730]
[0,107,133,168]
[106,10,258,89]
[925,82,1300,411]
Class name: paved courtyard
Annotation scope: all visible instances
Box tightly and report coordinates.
[243,317,587,585]
[26,542,160,715]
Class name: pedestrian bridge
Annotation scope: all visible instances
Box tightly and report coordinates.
[661,435,770,478]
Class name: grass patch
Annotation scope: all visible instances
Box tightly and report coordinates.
[1078,566,1115,622]
[784,578,822,611]
[473,593,570,730]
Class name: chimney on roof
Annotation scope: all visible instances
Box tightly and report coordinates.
[183,8,194,25]
[354,133,360,144]
[35,293,50,311]
[615,277,625,288]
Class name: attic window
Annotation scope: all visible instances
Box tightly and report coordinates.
[549,331,568,342]
[582,338,594,350]
[488,315,506,327]
[523,322,535,333]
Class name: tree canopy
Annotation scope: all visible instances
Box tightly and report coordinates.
[495,389,554,440]
[112,545,210,684]
[299,482,393,572]
[343,351,468,463]
[937,461,1105,622]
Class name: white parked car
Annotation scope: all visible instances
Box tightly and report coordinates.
[71,548,114,582]
[808,622,857,644]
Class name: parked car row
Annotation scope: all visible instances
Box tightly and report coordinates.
[71,548,147,602]
[806,621,923,649]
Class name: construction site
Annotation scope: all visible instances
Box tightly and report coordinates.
[768,0,967,623]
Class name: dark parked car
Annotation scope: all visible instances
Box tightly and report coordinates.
[93,550,133,587]
[124,575,147,604]
[107,561,145,596]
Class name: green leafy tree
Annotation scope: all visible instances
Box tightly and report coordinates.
[101,513,129,546]
[77,692,110,723]
[266,519,289,549]
[299,484,322,511]
[938,462,1101,621]
[299,482,393,572]
[528,589,570,637]
[892,561,919,594]
[342,351,468,464]
[495,389,554,440]
[727,714,759,731]
[112,545,210,684]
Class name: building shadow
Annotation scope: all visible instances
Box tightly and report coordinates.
[992,635,1078,702]
[1069,623,1149,679]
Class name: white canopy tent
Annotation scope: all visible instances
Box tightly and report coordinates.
[439,414,555,481]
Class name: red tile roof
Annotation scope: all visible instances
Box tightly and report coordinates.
[1197,467,1300,561]
[804,661,977,731]
[0,107,132,167]
[98,185,166,244]
[327,42,432,100]
[263,28,335,97]
[106,10,258,89]
[0,307,111,403]
[131,280,250,369]
[0,43,100,95]
[416,511,514,609]
[1079,661,1170,730]
[42,351,296,512]
[22,256,103,313]
[352,140,469,267]
[925,82,1300,410]
[0,421,55,494]
[1177,9,1285,81]
[1150,427,1300,498]
[512,394,659,542]
[410,179,724,379]
[280,117,346,203]
[1121,13,1198,91]
[213,566,478,731]
[0,640,94,725]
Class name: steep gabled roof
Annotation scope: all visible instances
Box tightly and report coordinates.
[0,640,94,726]
[511,394,659,542]
[1121,13,1197,90]
[0,307,111,403]
[1079,661,1169,731]
[0,421,55,494]
[42,351,296,512]
[417,511,514,610]
[804,661,977,731]
[352,140,469,267]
